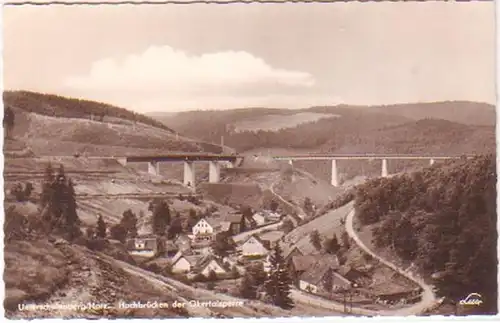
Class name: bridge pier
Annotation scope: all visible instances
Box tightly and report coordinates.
[429,158,435,166]
[209,161,221,183]
[148,161,160,176]
[331,159,339,187]
[381,159,388,177]
[184,161,195,187]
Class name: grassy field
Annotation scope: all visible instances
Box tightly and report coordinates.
[233,112,338,132]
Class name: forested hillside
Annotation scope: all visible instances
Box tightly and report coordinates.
[156,103,495,155]
[354,155,497,314]
[4,91,175,133]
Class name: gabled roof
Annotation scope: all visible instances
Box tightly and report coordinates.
[125,237,158,251]
[195,218,220,230]
[291,255,320,272]
[298,255,344,286]
[283,244,305,260]
[259,231,284,243]
[225,214,243,223]
[184,255,204,266]
[195,256,228,273]
[332,271,352,288]
[242,235,270,250]
[299,263,331,286]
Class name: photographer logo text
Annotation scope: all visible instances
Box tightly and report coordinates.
[459,293,483,306]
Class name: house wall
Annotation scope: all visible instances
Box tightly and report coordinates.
[192,220,214,235]
[129,250,155,258]
[299,280,319,294]
[253,214,266,226]
[201,260,227,276]
[172,258,191,273]
[241,238,269,257]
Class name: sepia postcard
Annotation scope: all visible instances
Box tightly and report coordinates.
[2,0,497,319]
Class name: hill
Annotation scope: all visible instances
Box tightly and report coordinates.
[152,102,495,155]
[353,155,497,315]
[4,91,176,133]
[3,91,224,157]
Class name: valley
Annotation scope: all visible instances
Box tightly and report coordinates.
[3,91,497,318]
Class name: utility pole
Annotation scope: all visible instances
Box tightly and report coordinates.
[343,291,347,313]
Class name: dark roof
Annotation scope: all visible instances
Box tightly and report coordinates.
[332,271,352,288]
[259,231,284,243]
[298,254,343,286]
[194,255,228,273]
[291,255,319,272]
[225,214,243,223]
[299,263,331,286]
[283,245,305,260]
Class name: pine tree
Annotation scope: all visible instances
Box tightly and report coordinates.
[309,230,322,250]
[151,200,171,236]
[341,231,350,249]
[41,163,55,208]
[303,197,313,214]
[96,215,107,238]
[324,235,341,254]
[239,271,258,299]
[323,269,333,294]
[264,243,294,309]
[3,106,15,139]
[121,209,138,238]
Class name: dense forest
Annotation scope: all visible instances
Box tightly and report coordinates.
[354,155,497,314]
[3,91,175,133]
[159,106,495,155]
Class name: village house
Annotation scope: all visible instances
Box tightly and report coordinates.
[171,252,204,274]
[222,213,247,235]
[288,255,321,284]
[283,245,305,263]
[259,231,284,249]
[170,252,229,277]
[191,218,220,242]
[196,256,229,277]
[299,268,352,294]
[240,235,270,258]
[252,212,267,226]
[296,254,350,294]
[265,210,282,222]
[125,237,158,258]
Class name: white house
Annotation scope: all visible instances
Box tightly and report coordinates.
[252,212,267,226]
[198,258,228,277]
[171,254,203,273]
[192,218,219,241]
[240,235,270,257]
[125,237,158,258]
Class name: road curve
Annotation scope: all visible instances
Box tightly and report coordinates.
[232,221,282,243]
[345,209,438,315]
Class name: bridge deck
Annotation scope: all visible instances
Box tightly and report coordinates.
[126,153,240,163]
[273,154,476,160]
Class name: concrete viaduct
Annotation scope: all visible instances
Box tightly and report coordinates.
[272,154,475,187]
[113,153,475,188]
[116,153,241,187]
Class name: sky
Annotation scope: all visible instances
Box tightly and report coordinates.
[2,1,496,113]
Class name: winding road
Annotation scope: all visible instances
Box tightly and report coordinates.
[344,208,438,315]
